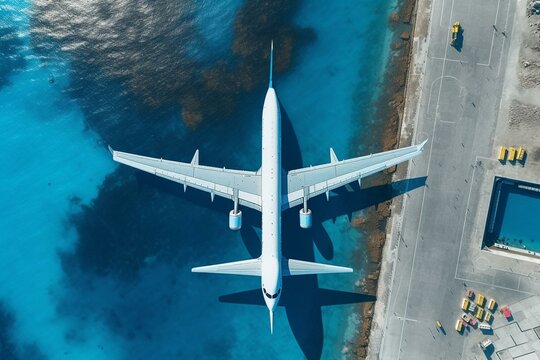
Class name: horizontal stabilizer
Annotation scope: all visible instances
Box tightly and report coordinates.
[282,258,352,276]
[192,258,261,276]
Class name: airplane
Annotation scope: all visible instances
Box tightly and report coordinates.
[108,41,427,334]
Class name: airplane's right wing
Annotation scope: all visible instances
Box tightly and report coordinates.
[283,140,427,209]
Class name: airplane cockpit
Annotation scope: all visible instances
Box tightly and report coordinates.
[263,287,281,299]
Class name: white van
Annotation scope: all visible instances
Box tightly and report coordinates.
[480,338,493,350]
[479,323,492,331]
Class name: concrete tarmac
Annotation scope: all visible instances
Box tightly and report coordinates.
[375,0,540,359]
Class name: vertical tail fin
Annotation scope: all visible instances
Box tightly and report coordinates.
[269,310,274,334]
[269,40,274,88]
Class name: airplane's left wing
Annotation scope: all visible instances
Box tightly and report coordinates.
[192,258,261,276]
[284,140,427,209]
[109,147,262,211]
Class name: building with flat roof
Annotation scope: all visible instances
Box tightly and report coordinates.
[489,296,540,360]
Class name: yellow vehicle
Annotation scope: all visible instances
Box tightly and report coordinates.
[477,293,485,307]
[451,22,460,46]
[488,298,496,311]
[462,298,470,311]
[475,307,484,320]
[485,311,493,323]
[508,147,517,161]
[498,146,507,161]
[455,319,463,333]
[517,147,526,161]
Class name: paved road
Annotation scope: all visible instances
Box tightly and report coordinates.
[377,0,533,359]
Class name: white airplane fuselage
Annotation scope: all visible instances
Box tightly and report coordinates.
[109,42,428,335]
[260,87,282,317]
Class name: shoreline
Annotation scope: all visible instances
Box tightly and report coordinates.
[348,0,427,357]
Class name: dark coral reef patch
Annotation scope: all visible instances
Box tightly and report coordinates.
[0,22,26,89]
[0,302,46,360]
[30,0,314,128]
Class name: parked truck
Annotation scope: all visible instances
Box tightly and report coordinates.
[451,22,460,46]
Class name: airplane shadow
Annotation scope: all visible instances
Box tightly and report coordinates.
[136,101,426,359]
[219,287,376,308]
[219,286,376,359]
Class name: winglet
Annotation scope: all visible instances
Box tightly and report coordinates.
[108,145,114,156]
[418,139,428,151]
[191,149,199,165]
[269,40,274,88]
[269,310,274,334]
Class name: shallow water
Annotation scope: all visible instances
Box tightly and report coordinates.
[0,0,397,358]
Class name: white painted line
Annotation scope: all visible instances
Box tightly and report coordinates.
[452,62,497,278]
[502,0,511,34]
[426,75,462,124]
[391,271,405,310]
[396,121,434,359]
[497,0,512,77]
[381,0,447,354]
[475,155,493,162]
[476,0,501,66]
[396,316,419,323]
[439,0,446,28]
[396,1,455,358]
[434,74,447,121]
[431,57,468,64]
[455,275,535,295]
[426,77,440,115]
[488,263,536,278]
[454,156,478,279]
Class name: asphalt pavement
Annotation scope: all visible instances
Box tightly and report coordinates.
[375,0,540,358]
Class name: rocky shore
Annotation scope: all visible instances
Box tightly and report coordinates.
[348,0,419,358]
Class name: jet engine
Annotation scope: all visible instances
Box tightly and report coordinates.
[299,208,312,229]
[229,210,242,230]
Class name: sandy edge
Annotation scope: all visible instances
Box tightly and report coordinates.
[361,0,434,358]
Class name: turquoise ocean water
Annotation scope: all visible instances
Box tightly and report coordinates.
[0,1,397,358]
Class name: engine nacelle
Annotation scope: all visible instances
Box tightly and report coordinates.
[229,210,242,230]
[299,208,312,229]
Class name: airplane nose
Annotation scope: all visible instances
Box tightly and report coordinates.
[262,285,280,311]
[269,309,274,334]
[265,298,277,312]
[265,300,277,334]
